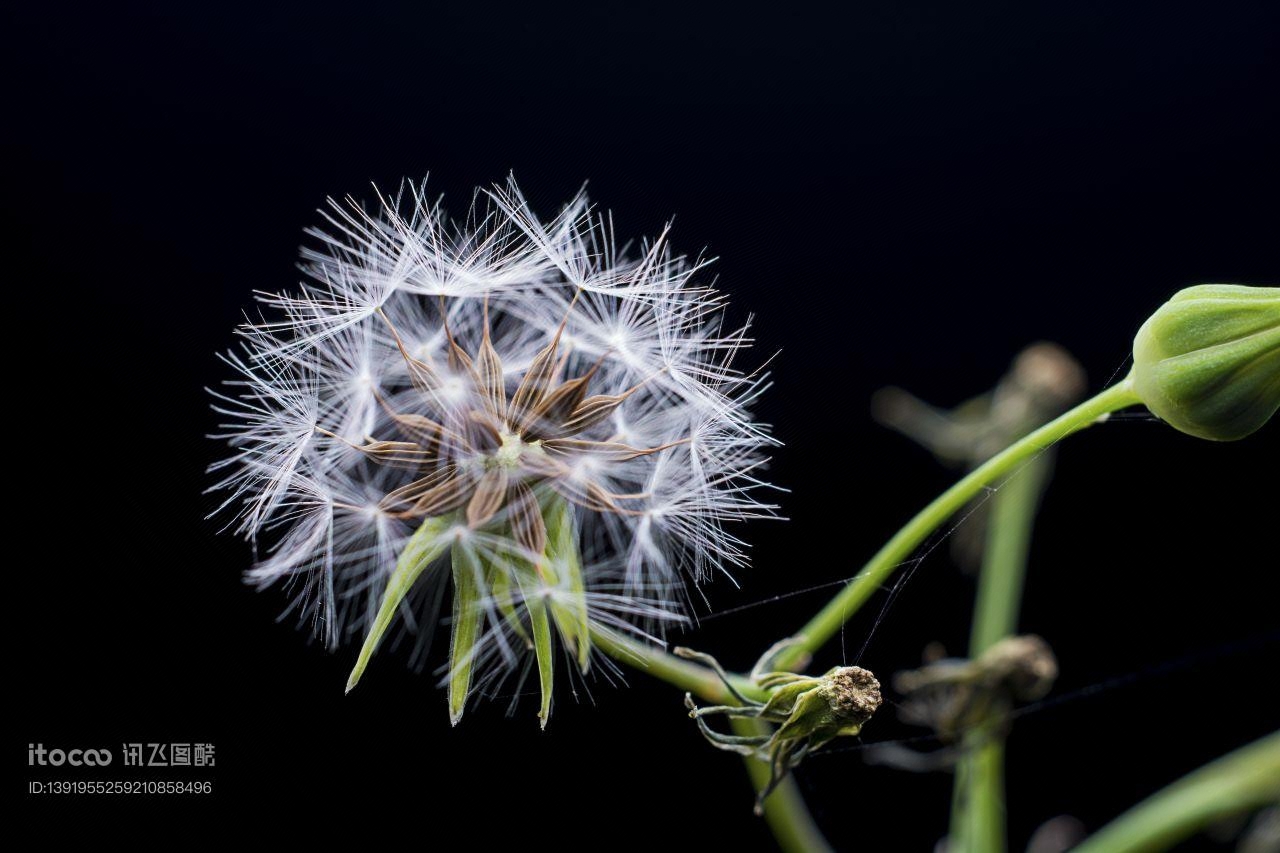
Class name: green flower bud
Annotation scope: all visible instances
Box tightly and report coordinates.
[1132,284,1280,441]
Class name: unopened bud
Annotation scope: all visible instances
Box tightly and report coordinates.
[1132,284,1280,441]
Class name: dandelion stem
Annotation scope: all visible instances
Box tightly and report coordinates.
[773,376,1142,670]
[590,627,767,704]
[1073,729,1280,853]
[949,440,1055,853]
[731,716,835,853]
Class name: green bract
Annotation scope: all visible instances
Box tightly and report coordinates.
[345,493,593,729]
[1132,284,1280,441]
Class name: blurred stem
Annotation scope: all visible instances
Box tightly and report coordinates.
[967,452,1052,653]
[949,447,1055,853]
[732,717,835,853]
[951,734,1006,853]
[1074,730,1280,853]
[773,377,1140,671]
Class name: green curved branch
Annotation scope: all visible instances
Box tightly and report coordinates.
[1075,730,1280,853]
[774,377,1141,671]
[590,627,766,704]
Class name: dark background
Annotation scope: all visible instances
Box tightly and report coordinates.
[11,2,1278,849]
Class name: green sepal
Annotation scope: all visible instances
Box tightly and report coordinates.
[1133,284,1280,441]
[543,494,591,672]
[489,563,531,649]
[758,676,821,719]
[448,544,488,726]
[755,671,811,692]
[346,514,456,693]
[773,684,845,742]
[513,564,555,729]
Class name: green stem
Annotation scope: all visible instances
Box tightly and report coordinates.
[774,377,1141,671]
[1075,730,1280,853]
[732,717,835,853]
[590,627,766,704]
[951,736,1006,853]
[949,447,1055,853]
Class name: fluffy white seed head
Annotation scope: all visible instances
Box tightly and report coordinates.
[210,177,778,699]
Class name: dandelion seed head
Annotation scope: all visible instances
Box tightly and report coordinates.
[211,176,777,717]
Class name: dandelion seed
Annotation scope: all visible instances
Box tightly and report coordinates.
[210,177,778,724]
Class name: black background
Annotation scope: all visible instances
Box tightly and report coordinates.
[12,2,1278,849]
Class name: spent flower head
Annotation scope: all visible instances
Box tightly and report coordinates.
[210,177,777,724]
[676,644,883,814]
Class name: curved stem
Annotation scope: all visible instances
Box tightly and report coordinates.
[590,627,766,704]
[732,717,835,853]
[773,376,1141,671]
[1074,730,1280,853]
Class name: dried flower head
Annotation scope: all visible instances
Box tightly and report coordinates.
[210,177,777,724]
[676,645,883,814]
[894,634,1057,744]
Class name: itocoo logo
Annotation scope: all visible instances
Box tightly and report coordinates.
[28,744,113,766]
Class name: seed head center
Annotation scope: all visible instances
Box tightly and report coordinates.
[494,430,529,468]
